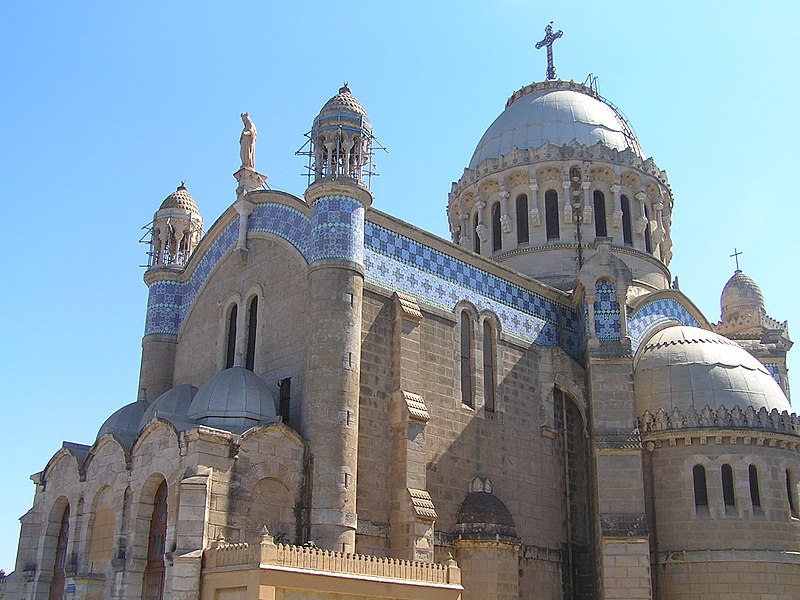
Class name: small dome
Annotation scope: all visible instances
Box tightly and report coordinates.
[188,367,276,433]
[469,81,642,169]
[721,270,765,323]
[455,491,518,540]
[138,384,198,432]
[635,325,790,415]
[317,84,369,120]
[96,400,149,446]
[159,183,200,213]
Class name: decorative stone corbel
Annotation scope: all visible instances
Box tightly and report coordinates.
[475,223,488,243]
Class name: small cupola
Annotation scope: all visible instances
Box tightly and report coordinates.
[309,84,373,184]
[147,183,203,268]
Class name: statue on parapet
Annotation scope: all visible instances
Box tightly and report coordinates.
[239,112,257,170]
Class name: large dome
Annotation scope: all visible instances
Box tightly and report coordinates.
[635,325,790,415]
[469,80,642,169]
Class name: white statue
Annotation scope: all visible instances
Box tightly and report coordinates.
[239,112,257,169]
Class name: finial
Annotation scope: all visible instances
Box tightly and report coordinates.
[178,180,186,190]
[339,82,350,94]
[730,247,743,272]
[535,21,563,80]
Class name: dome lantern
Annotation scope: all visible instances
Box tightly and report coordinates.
[146,182,203,269]
[305,84,375,187]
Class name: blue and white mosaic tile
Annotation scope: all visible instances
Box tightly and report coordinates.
[308,196,365,264]
[594,280,621,341]
[764,363,782,386]
[364,222,581,358]
[249,203,311,258]
[627,297,699,351]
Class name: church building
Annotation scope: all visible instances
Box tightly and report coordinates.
[3,26,798,600]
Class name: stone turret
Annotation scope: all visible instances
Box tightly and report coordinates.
[301,85,374,553]
[138,184,203,402]
[713,270,793,400]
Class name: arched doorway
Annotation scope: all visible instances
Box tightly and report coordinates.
[142,481,167,600]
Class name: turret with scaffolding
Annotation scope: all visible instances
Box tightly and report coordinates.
[297,83,386,189]
[140,182,204,269]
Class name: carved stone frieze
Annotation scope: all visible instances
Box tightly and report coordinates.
[639,404,800,437]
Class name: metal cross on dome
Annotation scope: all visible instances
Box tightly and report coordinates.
[730,247,743,272]
[535,21,563,80]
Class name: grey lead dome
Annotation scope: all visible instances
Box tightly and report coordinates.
[469,81,642,169]
[634,325,790,415]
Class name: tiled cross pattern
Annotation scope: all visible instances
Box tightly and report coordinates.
[594,280,621,341]
[764,363,783,386]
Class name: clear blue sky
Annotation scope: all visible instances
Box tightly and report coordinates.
[2,1,798,572]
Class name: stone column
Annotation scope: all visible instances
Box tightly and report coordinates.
[389,292,437,562]
[561,180,573,226]
[529,181,541,227]
[302,178,372,553]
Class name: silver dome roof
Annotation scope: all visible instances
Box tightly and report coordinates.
[139,384,198,432]
[188,367,277,433]
[96,400,149,446]
[469,81,642,169]
[635,326,790,415]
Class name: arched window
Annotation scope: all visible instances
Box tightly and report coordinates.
[473,213,481,254]
[643,204,652,253]
[693,464,708,508]
[143,481,168,600]
[749,464,761,509]
[245,296,258,371]
[49,505,70,600]
[787,469,798,518]
[721,464,736,508]
[545,190,559,240]
[621,195,633,246]
[516,194,529,244]
[225,304,238,369]
[593,190,607,238]
[491,203,502,252]
[460,312,474,408]
[483,320,496,413]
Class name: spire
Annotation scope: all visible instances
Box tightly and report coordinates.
[535,21,563,80]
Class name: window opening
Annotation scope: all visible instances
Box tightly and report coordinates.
[693,464,708,508]
[483,320,496,413]
[721,464,736,508]
[473,213,481,254]
[143,481,167,600]
[460,312,474,408]
[644,204,652,253]
[787,469,798,517]
[545,190,560,240]
[593,190,607,238]
[749,464,761,509]
[245,297,258,371]
[621,195,632,246]
[225,304,238,369]
[48,505,70,600]
[491,203,502,252]
[516,194,529,244]
[279,378,291,424]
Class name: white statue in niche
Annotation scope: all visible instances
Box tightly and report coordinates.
[239,112,257,169]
